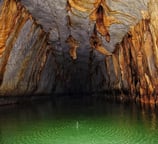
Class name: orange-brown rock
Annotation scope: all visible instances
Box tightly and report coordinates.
[104,0,158,105]
[65,35,79,60]
[0,0,51,96]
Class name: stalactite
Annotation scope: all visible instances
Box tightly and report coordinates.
[65,35,79,60]
[67,0,132,42]
[89,25,112,55]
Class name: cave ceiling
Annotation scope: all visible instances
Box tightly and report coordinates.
[21,0,148,60]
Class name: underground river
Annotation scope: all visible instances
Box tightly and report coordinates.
[0,96,158,144]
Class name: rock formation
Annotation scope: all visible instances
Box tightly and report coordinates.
[108,0,158,105]
[0,0,51,97]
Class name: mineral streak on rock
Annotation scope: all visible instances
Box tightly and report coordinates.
[89,25,111,55]
[104,0,158,105]
[0,0,51,96]
[68,0,122,42]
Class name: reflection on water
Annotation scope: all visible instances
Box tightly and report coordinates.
[0,96,158,144]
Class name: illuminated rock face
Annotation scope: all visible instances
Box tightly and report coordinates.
[0,0,51,96]
[103,0,158,104]
[0,0,158,105]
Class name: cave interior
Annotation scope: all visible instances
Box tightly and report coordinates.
[0,0,157,106]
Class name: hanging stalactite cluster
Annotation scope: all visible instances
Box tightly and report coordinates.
[66,0,136,60]
[67,0,135,42]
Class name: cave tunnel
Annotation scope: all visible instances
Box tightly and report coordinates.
[0,0,158,143]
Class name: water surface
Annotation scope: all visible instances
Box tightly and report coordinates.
[0,96,158,144]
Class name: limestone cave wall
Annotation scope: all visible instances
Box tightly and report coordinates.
[105,0,158,104]
[0,0,52,96]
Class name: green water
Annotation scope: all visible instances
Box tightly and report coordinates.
[0,97,158,144]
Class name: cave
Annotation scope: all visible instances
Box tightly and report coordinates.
[0,0,158,143]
